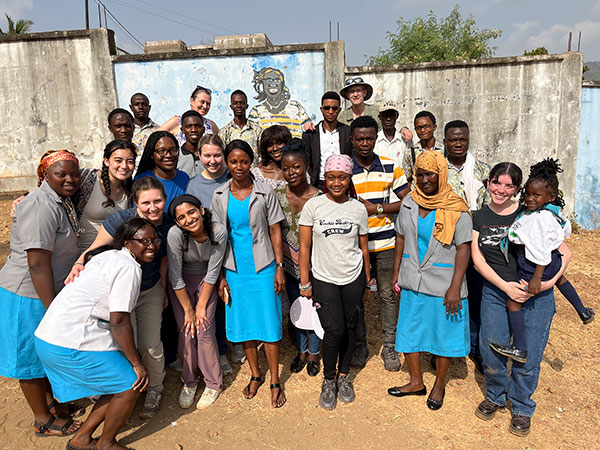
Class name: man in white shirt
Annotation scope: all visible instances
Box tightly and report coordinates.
[374,100,412,166]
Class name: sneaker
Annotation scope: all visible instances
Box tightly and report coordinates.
[196,387,222,409]
[231,344,247,364]
[168,359,183,372]
[139,390,162,419]
[219,354,233,376]
[337,374,355,403]
[319,378,337,410]
[178,385,197,409]
[350,343,369,368]
[580,307,595,324]
[369,278,378,292]
[475,398,502,421]
[381,346,400,372]
[509,414,531,436]
[490,342,527,363]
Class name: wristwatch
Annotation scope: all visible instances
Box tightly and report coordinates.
[275,262,284,268]
[376,204,384,215]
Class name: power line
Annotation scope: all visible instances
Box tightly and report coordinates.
[96,0,145,50]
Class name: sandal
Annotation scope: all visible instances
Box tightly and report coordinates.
[33,416,80,437]
[48,400,86,419]
[66,438,98,450]
[270,383,286,408]
[243,376,264,399]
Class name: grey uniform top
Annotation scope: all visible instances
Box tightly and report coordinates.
[211,179,285,273]
[395,194,472,298]
[177,147,205,178]
[0,181,80,298]
[167,222,228,289]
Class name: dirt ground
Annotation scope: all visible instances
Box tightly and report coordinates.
[0,199,598,450]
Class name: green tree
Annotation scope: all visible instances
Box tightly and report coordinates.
[523,47,548,56]
[367,5,501,65]
[0,14,34,34]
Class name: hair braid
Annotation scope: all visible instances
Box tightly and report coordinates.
[100,163,115,208]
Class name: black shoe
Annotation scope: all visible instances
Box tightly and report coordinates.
[350,344,368,368]
[475,398,503,421]
[290,354,307,373]
[580,307,595,325]
[306,360,320,377]
[509,414,531,436]
[469,353,484,374]
[430,354,436,370]
[388,386,427,398]
[490,342,527,363]
[426,390,445,410]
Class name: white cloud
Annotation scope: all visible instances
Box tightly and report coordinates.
[0,0,34,18]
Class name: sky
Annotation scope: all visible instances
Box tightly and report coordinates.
[2,0,600,64]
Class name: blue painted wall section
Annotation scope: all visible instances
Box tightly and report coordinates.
[113,51,325,129]
[575,86,600,229]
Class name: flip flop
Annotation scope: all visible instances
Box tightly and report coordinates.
[33,416,81,437]
[270,383,286,408]
[243,376,264,399]
[48,400,86,419]
[66,438,98,450]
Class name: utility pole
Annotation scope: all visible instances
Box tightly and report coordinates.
[85,0,89,29]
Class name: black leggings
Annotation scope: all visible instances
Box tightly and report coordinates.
[312,271,366,380]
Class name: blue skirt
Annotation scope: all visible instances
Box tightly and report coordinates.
[395,289,470,357]
[35,338,138,403]
[0,287,46,379]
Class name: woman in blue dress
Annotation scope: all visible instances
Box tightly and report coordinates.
[388,150,472,411]
[211,139,287,408]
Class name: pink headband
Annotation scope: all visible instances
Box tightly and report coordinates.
[324,154,353,175]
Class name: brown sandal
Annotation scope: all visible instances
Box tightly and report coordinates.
[48,400,86,419]
[33,416,80,436]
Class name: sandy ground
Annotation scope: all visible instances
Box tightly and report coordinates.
[0,199,598,450]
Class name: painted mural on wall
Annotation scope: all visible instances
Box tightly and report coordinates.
[248,67,311,138]
[113,52,324,135]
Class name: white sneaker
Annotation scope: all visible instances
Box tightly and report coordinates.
[139,390,162,419]
[196,387,222,409]
[168,359,183,372]
[231,344,247,364]
[178,385,198,409]
[219,354,233,375]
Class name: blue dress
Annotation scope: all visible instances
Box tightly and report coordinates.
[395,211,470,357]
[224,192,282,342]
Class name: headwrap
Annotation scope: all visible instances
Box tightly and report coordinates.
[411,151,469,245]
[36,150,82,237]
[324,154,353,175]
[36,150,79,187]
[169,194,203,221]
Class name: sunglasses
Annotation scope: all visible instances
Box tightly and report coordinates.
[321,105,340,111]
[130,237,161,247]
[345,77,365,86]
[193,85,212,96]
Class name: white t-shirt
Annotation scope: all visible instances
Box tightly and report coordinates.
[299,195,368,285]
[508,209,571,265]
[35,248,142,351]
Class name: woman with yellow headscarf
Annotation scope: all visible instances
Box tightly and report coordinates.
[387,150,472,411]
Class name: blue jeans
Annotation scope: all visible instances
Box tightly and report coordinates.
[480,281,555,417]
[286,273,321,355]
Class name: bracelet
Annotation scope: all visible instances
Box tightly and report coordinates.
[299,281,312,290]
[73,262,84,267]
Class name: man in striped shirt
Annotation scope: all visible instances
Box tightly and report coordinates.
[350,116,409,371]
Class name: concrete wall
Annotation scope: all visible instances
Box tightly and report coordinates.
[575,83,600,229]
[113,41,344,129]
[0,29,117,191]
[346,53,584,214]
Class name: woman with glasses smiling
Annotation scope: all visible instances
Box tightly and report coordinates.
[66,176,172,420]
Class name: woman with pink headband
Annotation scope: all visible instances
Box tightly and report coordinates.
[298,154,370,410]
[0,150,84,438]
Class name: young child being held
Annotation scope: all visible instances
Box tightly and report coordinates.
[491,158,594,363]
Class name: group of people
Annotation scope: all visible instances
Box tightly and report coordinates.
[0,76,594,450]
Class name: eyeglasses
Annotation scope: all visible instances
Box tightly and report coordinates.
[321,105,340,111]
[415,124,434,131]
[345,77,365,86]
[130,237,161,247]
[193,85,212,96]
[155,147,179,157]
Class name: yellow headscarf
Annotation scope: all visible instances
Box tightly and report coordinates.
[411,150,469,245]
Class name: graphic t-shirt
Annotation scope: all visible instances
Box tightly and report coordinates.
[472,204,523,282]
[299,195,368,285]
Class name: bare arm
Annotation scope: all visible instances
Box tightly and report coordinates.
[110,311,148,391]
[539,242,572,291]
[269,222,285,295]
[444,242,470,315]
[209,119,219,135]
[158,116,180,134]
[390,233,404,294]
[27,249,55,308]
[299,225,313,298]
[359,233,371,303]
